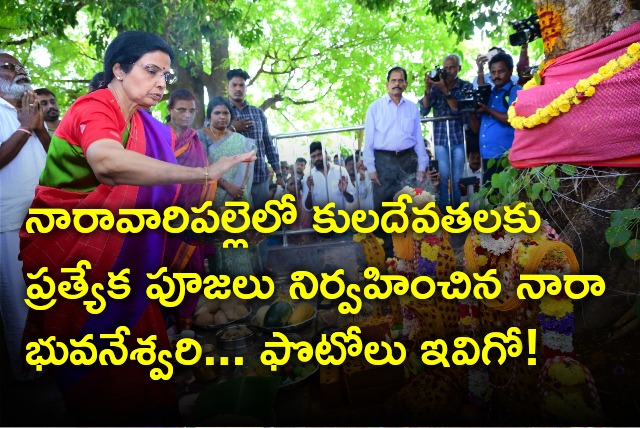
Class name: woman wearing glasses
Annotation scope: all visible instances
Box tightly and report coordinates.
[19,31,254,425]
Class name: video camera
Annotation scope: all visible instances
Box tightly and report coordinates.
[428,66,447,82]
[509,13,541,46]
[458,84,492,112]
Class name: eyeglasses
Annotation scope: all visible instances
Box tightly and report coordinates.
[0,62,29,74]
[134,63,177,84]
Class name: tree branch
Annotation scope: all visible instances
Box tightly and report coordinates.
[259,93,283,111]
[4,31,52,46]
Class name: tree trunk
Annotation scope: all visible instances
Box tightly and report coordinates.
[535,0,640,59]
[530,0,640,331]
[201,20,230,126]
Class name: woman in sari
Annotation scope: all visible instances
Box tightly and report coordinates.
[164,89,212,331]
[19,31,255,425]
[197,96,258,277]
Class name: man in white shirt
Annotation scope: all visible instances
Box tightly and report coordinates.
[0,52,49,380]
[294,157,307,181]
[345,155,374,213]
[302,141,354,217]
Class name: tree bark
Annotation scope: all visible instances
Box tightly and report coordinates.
[528,0,640,331]
[201,20,230,126]
[536,0,640,59]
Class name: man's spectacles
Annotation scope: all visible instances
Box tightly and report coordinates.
[0,63,29,74]
[134,63,177,84]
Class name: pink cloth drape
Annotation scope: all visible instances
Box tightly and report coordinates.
[509,20,640,168]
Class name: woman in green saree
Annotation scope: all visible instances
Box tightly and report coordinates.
[198,96,259,277]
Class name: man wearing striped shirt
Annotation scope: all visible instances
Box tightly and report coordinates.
[227,69,285,210]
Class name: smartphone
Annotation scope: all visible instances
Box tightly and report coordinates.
[486,48,499,62]
[460,176,477,186]
[429,159,439,173]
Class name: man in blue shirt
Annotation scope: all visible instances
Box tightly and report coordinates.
[419,54,473,210]
[363,66,428,256]
[363,66,427,210]
[470,52,522,184]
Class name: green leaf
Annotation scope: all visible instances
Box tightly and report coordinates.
[610,210,630,227]
[622,208,640,220]
[560,164,577,176]
[548,177,560,191]
[605,226,631,247]
[487,158,496,169]
[507,181,518,195]
[530,182,544,200]
[499,182,508,197]
[624,239,640,261]
[542,190,552,202]
[615,175,625,189]
[543,164,557,176]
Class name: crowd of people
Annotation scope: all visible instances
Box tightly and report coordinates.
[0,29,525,424]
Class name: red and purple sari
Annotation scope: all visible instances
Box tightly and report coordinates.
[19,90,180,424]
[164,126,215,330]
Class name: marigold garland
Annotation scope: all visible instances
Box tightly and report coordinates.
[508,41,640,129]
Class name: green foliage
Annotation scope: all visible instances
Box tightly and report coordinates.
[606,208,640,261]
[478,157,640,262]
[475,153,576,209]
[1,0,540,134]
[352,0,536,40]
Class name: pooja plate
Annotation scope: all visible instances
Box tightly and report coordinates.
[193,306,253,331]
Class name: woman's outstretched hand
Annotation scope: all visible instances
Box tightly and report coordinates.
[207,150,256,182]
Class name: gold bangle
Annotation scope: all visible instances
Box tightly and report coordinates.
[203,167,209,186]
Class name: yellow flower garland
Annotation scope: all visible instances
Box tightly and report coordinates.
[540,294,573,318]
[508,42,640,130]
[420,242,439,260]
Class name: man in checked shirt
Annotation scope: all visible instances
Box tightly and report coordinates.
[226,69,286,210]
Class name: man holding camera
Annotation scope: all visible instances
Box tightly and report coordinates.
[470,52,522,184]
[419,54,473,210]
[475,46,526,89]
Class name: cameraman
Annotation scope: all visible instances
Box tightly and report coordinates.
[474,46,521,89]
[470,52,522,184]
[419,54,472,210]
